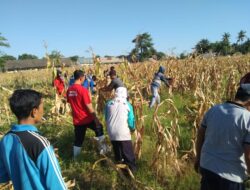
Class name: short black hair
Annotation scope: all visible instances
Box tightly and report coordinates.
[9,89,43,121]
[92,75,97,81]
[235,87,250,102]
[74,70,85,80]
[110,66,115,70]
[109,69,116,76]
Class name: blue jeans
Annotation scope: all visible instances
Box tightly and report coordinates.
[149,85,160,108]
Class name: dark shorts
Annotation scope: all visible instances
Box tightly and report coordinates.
[200,167,245,190]
[74,121,103,147]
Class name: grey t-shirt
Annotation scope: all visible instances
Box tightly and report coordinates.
[108,77,124,90]
[200,102,250,183]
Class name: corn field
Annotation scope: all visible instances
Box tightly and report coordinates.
[0,54,250,189]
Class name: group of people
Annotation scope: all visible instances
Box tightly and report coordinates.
[2,64,249,190]
[0,65,140,189]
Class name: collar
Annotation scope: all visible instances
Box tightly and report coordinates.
[226,101,245,108]
[11,124,39,132]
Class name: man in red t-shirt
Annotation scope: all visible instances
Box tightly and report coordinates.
[67,70,107,158]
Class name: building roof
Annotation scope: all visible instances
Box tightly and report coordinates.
[4,58,75,71]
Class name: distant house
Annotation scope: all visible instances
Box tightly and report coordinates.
[100,57,124,64]
[4,58,75,71]
[77,57,124,65]
[77,57,93,64]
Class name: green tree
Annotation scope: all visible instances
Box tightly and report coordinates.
[237,30,247,44]
[220,32,231,55]
[69,55,79,63]
[156,51,166,60]
[0,33,10,48]
[130,32,156,61]
[195,39,211,54]
[0,33,10,71]
[49,50,63,66]
[18,53,38,60]
[222,32,230,44]
[1,55,16,60]
[240,38,250,54]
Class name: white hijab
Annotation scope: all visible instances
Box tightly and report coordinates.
[114,87,128,104]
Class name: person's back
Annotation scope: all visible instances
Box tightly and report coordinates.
[105,87,136,172]
[200,102,250,182]
[67,84,94,125]
[105,96,133,141]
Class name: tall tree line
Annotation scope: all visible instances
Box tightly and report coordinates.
[195,30,250,55]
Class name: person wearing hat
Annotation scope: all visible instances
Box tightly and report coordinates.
[101,69,124,92]
[149,66,173,108]
[195,73,250,190]
[104,87,136,172]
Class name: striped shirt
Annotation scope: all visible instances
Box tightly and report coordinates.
[0,124,67,190]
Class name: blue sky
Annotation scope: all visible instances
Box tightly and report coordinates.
[1,0,250,58]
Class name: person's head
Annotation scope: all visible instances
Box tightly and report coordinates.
[109,69,117,79]
[110,66,115,71]
[56,69,62,77]
[73,70,85,83]
[158,66,166,74]
[9,89,43,123]
[235,73,250,110]
[92,75,97,81]
[115,87,127,100]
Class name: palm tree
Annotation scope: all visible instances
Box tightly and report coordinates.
[237,30,246,44]
[222,32,230,44]
[220,33,232,55]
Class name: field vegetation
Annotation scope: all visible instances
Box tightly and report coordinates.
[0,55,250,189]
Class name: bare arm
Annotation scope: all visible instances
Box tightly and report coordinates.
[244,144,250,174]
[194,126,206,173]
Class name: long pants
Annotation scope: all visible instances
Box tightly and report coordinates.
[149,84,160,108]
[200,167,245,190]
[111,140,136,172]
[74,121,104,147]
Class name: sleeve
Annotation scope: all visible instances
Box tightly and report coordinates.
[107,80,115,90]
[36,146,67,190]
[0,148,10,183]
[160,75,170,86]
[90,80,94,92]
[127,102,135,131]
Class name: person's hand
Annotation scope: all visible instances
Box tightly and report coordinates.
[94,118,101,127]
[168,78,175,86]
[194,158,200,173]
